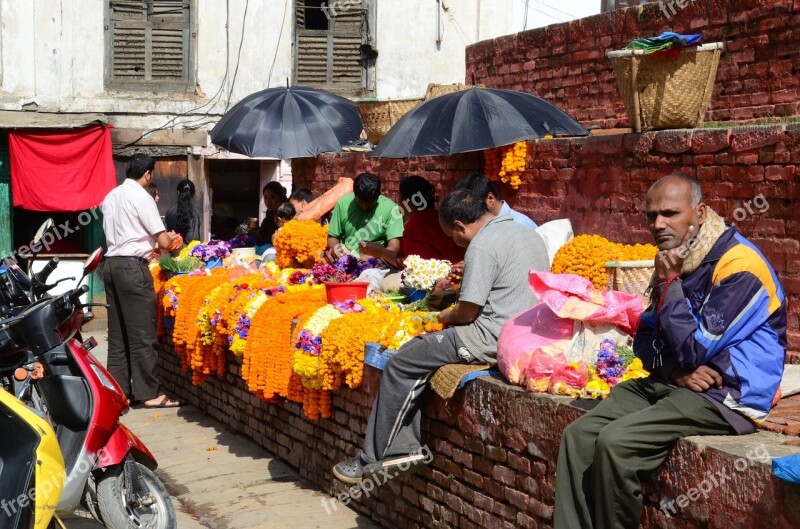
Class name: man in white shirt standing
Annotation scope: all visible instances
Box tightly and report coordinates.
[101,153,183,408]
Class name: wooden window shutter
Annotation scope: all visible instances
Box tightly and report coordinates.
[331,10,363,94]
[294,1,370,97]
[108,0,192,88]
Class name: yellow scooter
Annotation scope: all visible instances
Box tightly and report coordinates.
[0,387,65,529]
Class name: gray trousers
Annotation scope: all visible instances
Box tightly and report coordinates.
[101,258,161,401]
[361,327,476,464]
[554,378,734,529]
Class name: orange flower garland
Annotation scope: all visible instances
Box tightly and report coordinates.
[272,219,328,268]
[551,235,658,290]
[242,285,326,401]
[170,269,229,384]
[484,141,529,190]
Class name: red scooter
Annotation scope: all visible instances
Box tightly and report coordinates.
[1,229,176,528]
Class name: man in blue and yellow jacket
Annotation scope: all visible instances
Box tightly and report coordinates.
[555,173,787,529]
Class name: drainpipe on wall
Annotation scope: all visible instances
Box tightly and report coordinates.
[475,0,481,42]
[436,0,443,46]
[524,0,529,30]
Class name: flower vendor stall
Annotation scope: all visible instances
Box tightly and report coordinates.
[150,220,450,420]
[152,222,661,419]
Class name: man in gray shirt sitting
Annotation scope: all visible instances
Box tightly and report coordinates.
[333,190,549,483]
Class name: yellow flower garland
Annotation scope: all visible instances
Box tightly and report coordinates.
[484,141,529,190]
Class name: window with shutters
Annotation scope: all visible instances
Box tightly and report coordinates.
[105,0,196,91]
[294,0,375,98]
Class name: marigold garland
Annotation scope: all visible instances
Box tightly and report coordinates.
[551,235,658,289]
[272,219,328,268]
[160,266,454,420]
[484,141,529,190]
[319,312,385,391]
[170,268,230,384]
[241,285,326,401]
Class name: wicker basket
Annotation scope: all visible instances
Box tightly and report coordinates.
[357,98,423,145]
[424,82,484,100]
[606,260,655,299]
[607,42,724,132]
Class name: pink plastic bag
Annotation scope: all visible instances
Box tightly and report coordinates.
[522,350,567,393]
[549,362,589,396]
[497,304,573,385]
[528,271,643,335]
[497,271,644,391]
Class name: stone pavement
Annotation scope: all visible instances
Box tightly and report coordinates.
[63,332,379,529]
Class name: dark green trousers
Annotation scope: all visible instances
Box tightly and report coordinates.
[554,378,734,529]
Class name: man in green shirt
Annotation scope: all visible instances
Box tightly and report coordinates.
[327,172,404,259]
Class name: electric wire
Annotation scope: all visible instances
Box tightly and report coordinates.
[119,0,231,148]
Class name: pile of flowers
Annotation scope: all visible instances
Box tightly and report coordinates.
[228,233,256,249]
[379,311,443,350]
[551,235,658,289]
[402,255,451,291]
[190,240,232,262]
[272,219,328,268]
[152,252,454,420]
[484,141,529,190]
[530,339,650,398]
[290,255,383,285]
[585,339,649,398]
[178,241,201,259]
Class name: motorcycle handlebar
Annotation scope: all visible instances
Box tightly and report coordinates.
[69,285,89,304]
[33,257,60,286]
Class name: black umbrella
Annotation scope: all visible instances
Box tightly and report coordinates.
[371,87,589,158]
[210,86,364,159]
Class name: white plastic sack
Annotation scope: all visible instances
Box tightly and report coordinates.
[536,219,574,267]
[357,268,390,295]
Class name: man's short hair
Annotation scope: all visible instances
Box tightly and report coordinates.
[650,173,702,206]
[289,188,314,203]
[353,173,381,202]
[263,181,287,199]
[454,172,501,201]
[126,153,156,180]
[439,190,489,228]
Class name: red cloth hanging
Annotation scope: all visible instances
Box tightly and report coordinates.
[9,125,117,212]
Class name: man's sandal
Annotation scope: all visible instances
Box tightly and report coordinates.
[142,395,183,408]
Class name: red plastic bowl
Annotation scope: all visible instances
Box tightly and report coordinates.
[325,281,370,304]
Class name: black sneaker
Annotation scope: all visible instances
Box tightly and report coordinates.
[333,456,365,484]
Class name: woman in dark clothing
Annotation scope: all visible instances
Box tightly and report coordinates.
[165,179,201,242]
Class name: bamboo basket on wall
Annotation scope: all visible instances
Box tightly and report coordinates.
[357,83,484,145]
[607,42,724,132]
[357,98,423,145]
[424,82,484,100]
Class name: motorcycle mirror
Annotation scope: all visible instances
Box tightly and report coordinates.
[32,218,55,250]
[82,248,104,278]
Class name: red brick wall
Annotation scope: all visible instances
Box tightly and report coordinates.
[465,0,800,128]
[158,336,800,529]
[291,152,482,203]
[292,125,800,358]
